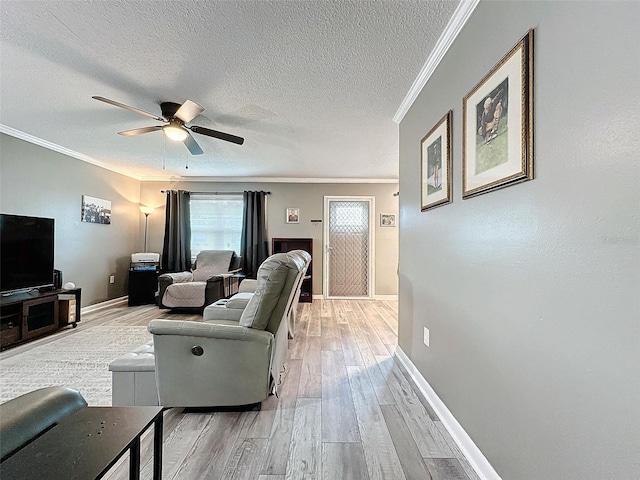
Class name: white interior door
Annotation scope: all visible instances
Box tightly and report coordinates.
[323,196,374,298]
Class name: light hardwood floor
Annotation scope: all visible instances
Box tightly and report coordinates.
[85,299,479,480]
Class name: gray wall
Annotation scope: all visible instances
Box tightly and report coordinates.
[1,134,141,306]
[141,181,399,296]
[398,2,639,479]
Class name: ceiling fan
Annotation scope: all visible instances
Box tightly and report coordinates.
[92,96,244,155]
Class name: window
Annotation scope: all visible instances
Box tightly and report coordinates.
[190,194,243,260]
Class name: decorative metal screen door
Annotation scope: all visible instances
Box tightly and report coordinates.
[323,196,374,298]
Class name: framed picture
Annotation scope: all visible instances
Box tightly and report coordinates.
[81,195,111,224]
[463,29,534,198]
[380,213,396,227]
[421,110,453,211]
[286,207,299,224]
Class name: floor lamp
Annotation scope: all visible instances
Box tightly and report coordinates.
[139,206,155,252]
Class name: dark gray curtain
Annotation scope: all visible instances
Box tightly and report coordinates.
[241,191,268,278]
[161,190,191,272]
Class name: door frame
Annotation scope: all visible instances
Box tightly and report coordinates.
[322,195,375,299]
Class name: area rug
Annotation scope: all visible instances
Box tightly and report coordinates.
[0,325,152,406]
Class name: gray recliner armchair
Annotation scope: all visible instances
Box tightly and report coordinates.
[148,250,308,408]
[157,250,242,310]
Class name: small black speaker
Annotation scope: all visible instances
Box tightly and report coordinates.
[53,269,63,289]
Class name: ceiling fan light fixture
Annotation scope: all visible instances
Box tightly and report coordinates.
[163,123,188,142]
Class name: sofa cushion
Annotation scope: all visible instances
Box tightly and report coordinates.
[239,257,290,330]
[226,292,254,310]
[162,281,207,308]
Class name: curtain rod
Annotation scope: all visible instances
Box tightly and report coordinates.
[160,190,271,195]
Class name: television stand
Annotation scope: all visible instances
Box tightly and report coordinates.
[0,288,81,350]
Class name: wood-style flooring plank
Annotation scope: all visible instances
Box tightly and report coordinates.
[372,302,399,335]
[380,405,433,480]
[222,437,268,480]
[261,359,303,476]
[355,338,395,406]
[319,300,334,318]
[259,476,285,480]
[347,365,407,480]
[333,300,350,325]
[345,300,370,339]
[433,422,481,480]
[239,393,278,439]
[352,302,389,355]
[321,314,341,351]
[285,397,322,480]
[424,458,471,480]
[393,360,439,422]
[321,350,360,442]
[298,336,322,398]
[339,323,365,366]
[173,412,245,479]
[375,357,453,459]
[322,442,370,480]
[308,310,322,337]
[357,302,397,345]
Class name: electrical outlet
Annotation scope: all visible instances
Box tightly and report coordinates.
[423,327,430,347]
[109,275,115,284]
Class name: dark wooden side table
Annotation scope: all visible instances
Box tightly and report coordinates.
[0,406,163,480]
[224,273,246,297]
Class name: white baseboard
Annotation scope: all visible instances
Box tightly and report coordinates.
[394,346,501,480]
[81,296,128,314]
[312,294,398,301]
[374,294,398,300]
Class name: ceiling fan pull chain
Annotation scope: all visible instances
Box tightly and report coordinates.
[162,135,166,170]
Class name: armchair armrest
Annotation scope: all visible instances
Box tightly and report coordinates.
[159,272,193,283]
[157,272,194,309]
[239,278,257,293]
[148,319,272,344]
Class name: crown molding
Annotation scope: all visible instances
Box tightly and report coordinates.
[0,124,144,179]
[1,125,397,184]
[139,175,399,184]
[393,0,480,124]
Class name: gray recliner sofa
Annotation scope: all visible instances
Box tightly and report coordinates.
[203,250,311,338]
[147,250,308,407]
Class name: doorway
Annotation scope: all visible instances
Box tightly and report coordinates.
[323,196,374,299]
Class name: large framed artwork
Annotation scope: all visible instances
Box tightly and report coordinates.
[462,29,534,198]
[421,110,453,211]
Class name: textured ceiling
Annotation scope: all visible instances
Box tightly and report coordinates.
[1,0,459,181]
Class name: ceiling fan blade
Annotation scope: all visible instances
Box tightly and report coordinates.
[118,126,163,136]
[189,125,245,145]
[93,96,164,122]
[183,132,204,155]
[174,100,204,123]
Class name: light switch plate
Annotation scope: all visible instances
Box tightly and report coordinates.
[423,327,430,347]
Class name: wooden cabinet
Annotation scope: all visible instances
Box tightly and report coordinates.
[272,238,313,303]
[0,288,81,350]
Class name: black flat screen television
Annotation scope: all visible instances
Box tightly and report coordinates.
[0,213,55,294]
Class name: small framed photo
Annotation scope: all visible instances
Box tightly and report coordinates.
[380,213,396,227]
[81,195,111,224]
[462,29,534,198]
[286,207,300,224]
[421,110,453,211]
